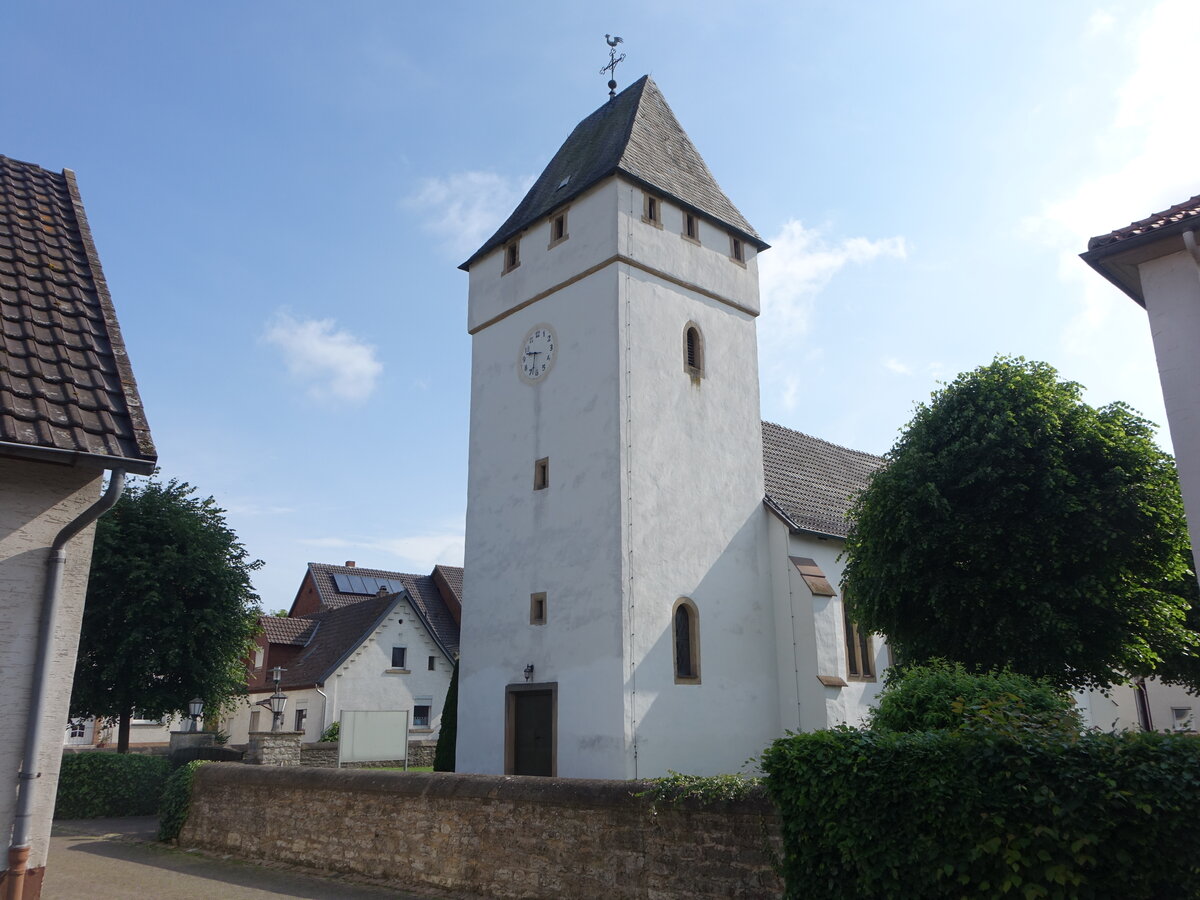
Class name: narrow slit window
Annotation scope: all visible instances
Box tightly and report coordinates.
[684,212,699,241]
[643,193,662,226]
[530,592,547,625]
[428,655,436,671]
[673,599,700,683]
[534,457,549,490]
[843,600,875,681]
[683,324,704,378]
[503,239,521,274]
[549,211,568,247]
[730,236,745,263]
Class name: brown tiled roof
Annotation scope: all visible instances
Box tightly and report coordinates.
[265,594,398,690]
[433,563,463,602]
[260,616,317,646]
[762,421,884,539]
[0,156,155,472]
[306,562,461,657]
[1086,194,1200,251]
[462,76,764,269]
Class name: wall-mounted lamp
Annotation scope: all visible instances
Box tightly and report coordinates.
[523,664,534,682]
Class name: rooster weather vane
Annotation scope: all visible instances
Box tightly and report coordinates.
[601,35,626,99]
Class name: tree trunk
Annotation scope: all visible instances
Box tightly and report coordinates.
[117,708,132,753]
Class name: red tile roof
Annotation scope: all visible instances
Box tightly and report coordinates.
[1086,194,1200,251]
[0,155,155,472]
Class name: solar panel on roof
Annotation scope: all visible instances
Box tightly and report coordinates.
[332,573,353,592]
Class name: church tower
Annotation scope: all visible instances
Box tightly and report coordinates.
[456,77,779,779]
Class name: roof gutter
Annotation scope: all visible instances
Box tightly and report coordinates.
[0,441,155,476]
[762,495,847,542]
[7,470,126,899]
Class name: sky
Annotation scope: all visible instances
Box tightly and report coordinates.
[6,1,1198,609]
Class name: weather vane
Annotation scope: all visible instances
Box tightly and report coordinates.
[601,35,625,99]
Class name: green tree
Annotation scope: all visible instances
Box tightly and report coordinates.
[70,477,262,751]
[843,357,1199,691]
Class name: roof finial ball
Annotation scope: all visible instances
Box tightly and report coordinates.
[601,34,625,100]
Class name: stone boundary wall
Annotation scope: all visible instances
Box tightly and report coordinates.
[180,764,782,898]
[299,740,437,768]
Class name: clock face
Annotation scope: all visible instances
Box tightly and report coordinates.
[519,324,557,382]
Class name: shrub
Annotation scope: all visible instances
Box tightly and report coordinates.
[319,721,339,743]
[54,752,170,819]
[158,760,209,842]
[869,659,1080,733]
[761,727,1200,898]
[433,659,458,772]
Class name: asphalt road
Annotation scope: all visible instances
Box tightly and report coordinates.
[45,818,435,899]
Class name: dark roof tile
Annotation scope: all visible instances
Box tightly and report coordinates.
[762,421,884,539]
[0,155,155,471]
[268,594,397,689]
[307,562,461,657]
[1086,194,1200,251]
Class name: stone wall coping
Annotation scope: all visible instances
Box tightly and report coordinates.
[192,763,773,814]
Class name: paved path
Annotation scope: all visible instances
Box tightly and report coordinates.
[46,818,434,899]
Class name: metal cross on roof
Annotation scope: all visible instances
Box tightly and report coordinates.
[600,34,625,99]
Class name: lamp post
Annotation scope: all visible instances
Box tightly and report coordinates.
[269,666,287,732]
[187,697,204,733]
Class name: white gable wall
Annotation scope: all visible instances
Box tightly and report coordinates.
[0,458,102,876]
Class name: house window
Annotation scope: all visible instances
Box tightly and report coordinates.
[530,592,547,625]
[534,457,549,490]
[428,655,436,671]
[503,239,521,274]
[249,710,261,733]
[683,324,704,378]
[392,646,408,669]
[294,708,307,732]
[413,699,432,729]
[844,600,875,681]
[1172,707,1194,732]
[730,236,746,264]
[254,647,265,669]
[643,193,662,227]
[548,210,568,248]
[68,719,87,739]
[683,212,699,242]
[673,598,700,683]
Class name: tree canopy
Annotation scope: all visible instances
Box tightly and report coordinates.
[842,356,1199,692]
[70,477,262,750]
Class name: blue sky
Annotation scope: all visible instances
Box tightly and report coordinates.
[6,1,1197,608]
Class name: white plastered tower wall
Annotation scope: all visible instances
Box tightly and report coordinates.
[0,458,102,877]
[459,180,629,778]
[614,178,781,777]
[1138,249,1200,559]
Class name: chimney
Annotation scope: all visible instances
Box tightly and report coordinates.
[345,561,356,567]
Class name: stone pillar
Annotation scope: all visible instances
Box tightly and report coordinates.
[246,731,302,766]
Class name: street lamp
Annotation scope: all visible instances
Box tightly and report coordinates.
[269,666,288,732]
[187,697,204,733]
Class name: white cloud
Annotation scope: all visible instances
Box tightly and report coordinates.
[1086,10,1116,36]
[1023,0,1200,351]
[262,311,383,405]
[883,358,912,375]
[759,220,907,341]
[757,220,906,410]
[410,171,534,258]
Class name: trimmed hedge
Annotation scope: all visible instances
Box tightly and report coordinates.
[54,752,171,819]
[762,727,1200,898]
[158,760,209,841]
[869,659,1079,733]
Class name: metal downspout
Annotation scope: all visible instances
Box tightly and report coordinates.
[314,685,329,735]
[6,471,126,899]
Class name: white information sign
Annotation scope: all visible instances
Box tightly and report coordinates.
[337,709,409,766]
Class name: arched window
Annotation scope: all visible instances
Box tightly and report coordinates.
[673,598,701,683]
[683,324,704,378]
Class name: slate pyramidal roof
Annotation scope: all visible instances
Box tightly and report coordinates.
[0,155,156,473]
[462,75,767,270]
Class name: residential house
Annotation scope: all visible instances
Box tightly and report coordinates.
[0,155,156,897]
[223,561,462,759]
